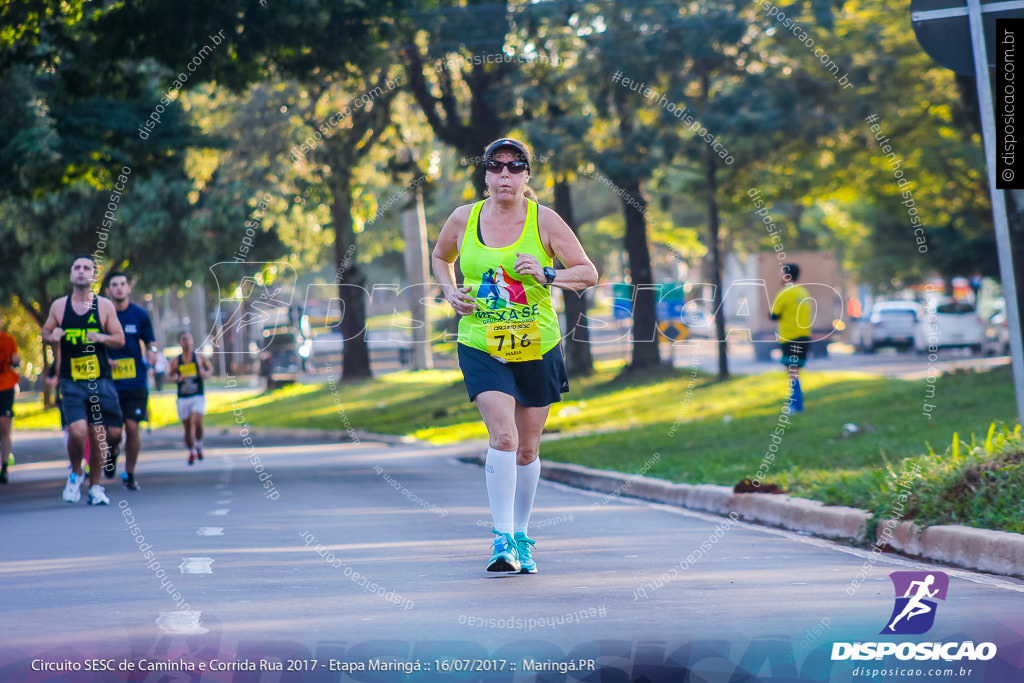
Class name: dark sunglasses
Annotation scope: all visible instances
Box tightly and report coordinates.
[484,160,529,174]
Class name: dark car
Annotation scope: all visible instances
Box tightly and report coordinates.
[259,328,311,389]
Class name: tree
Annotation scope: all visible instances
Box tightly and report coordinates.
[400,1,524,197]
[552,1,688,372]
[0,2,244,332]
[73,0,406,379]
[727,0,992,296]
[514,31,596,375]
[298,69,402,379]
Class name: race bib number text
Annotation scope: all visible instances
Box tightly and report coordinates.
[71,355,100,381]
[485,320,541,362]
[111,358,137,380]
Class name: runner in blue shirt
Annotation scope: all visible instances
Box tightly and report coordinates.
[103,272,159,491]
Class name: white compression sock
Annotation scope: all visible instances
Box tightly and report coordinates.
[485,447,517,535]
[514,458,541,535]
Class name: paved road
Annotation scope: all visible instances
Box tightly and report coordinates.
[2,435,1022,681]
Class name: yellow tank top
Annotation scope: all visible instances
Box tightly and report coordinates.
[457,200,562,361]
[771,284,813,341]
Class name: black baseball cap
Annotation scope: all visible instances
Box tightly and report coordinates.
[483,138,531,171]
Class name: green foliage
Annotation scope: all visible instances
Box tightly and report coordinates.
[0,0,86,64]
[866,423,1024,535]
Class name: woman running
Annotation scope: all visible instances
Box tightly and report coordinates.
[432,138,598,573]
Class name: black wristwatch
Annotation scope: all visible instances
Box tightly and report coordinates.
[543,267,557,285]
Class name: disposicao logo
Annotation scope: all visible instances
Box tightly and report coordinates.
[831,570,997,662]
[881,571,948,635]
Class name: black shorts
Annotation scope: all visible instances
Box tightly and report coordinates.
[116,386,149,423]
[780,337,811,368]
[0,388,14,418]
[58,377,123,427]
[457,343,569,408]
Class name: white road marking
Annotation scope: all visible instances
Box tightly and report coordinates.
[156,610,207,634]
[180,557,215,574]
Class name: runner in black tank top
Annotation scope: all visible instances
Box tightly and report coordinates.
[56,295,111,485]
[41,257,126,505]
[169,332,212,464]
[58,295,112,381]
[176,353,205,398]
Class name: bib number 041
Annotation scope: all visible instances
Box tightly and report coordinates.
[111,358,136,380]
[486,320,541,362]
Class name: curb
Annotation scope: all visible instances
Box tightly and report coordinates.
[884,521,1024,577]
[457,454,1024,578]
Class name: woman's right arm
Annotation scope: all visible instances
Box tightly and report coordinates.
[431,206,476,316]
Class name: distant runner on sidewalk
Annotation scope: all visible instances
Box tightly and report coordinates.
[770,262,812,413]
[432,137,598,574]
[168,332,212,465]
[40,256,125,505]
[102,271,159,490]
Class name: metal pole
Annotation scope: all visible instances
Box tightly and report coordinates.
[968,0,1024,428]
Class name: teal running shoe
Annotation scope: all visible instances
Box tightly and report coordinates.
[487,530,520,572]
[513,532,537,574]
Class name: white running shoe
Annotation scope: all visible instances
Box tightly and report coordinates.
[87,484,110,506]
[62,472,83,503]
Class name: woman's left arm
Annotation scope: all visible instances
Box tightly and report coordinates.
[514,206,599,291]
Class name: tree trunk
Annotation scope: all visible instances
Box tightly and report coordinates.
[620,177,660,370]
[705,149,728,380]
[330,169,372,380]
[700,60,729,380]
[553,177,594,376]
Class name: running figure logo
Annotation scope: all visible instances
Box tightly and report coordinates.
[205,261,296,353]
[881,571,949,635]
[478,266,528,310]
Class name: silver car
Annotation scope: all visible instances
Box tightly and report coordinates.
[914,300,984,353]
[854,301,921,353]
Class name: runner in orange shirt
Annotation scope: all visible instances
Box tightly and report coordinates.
[0,311,21,484]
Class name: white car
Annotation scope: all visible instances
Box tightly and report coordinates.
[914,300,984,353]
[853,301,921,353]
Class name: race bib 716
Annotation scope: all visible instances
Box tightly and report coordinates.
[485,320,542,362]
